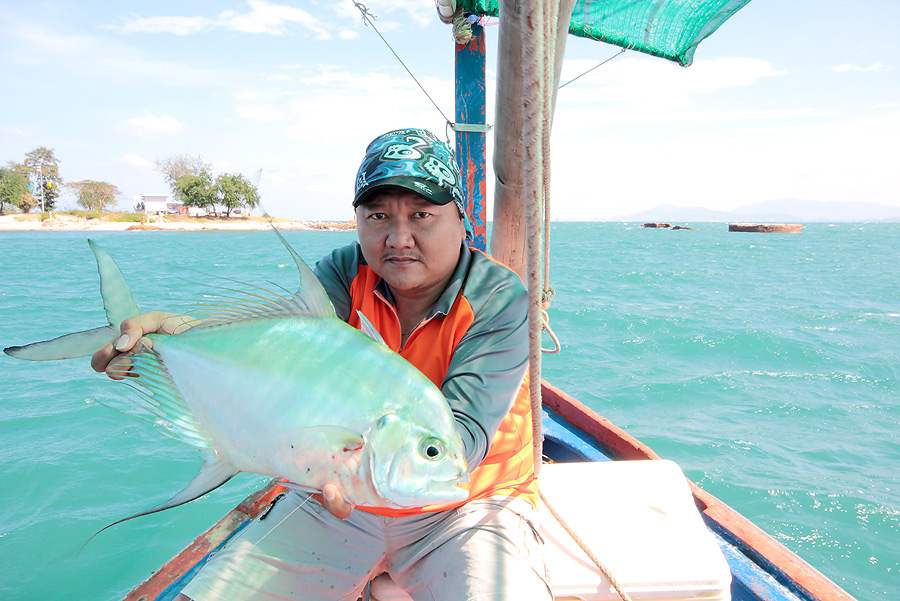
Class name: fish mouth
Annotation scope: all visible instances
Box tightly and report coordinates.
[424,480,470,503]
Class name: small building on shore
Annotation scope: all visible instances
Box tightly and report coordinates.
[133,193,186,216]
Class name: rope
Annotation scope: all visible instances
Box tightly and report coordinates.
[520,4,630,601]
[559,47,627,89]
[351,1,453,129]
[519,0,548,479]
[451,11,474,45]
[539,488,634,601]
[539,0,559,357]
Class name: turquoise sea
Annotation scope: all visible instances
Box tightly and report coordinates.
[1,223,897,600]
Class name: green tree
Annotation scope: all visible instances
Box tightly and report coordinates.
[216,173,260,217]
[156,154,211,201]
[23,147,62,211]
[5,162,38,213]
[176,171,217,216]
[0,167,30,214]
[66,180,122,211]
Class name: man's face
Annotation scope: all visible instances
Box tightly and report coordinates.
[356,188,466,299]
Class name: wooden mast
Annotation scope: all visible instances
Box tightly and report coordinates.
[490,0,577,279]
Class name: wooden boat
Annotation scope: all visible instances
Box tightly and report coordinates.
[123,382,853,601]
[122,2,856,600]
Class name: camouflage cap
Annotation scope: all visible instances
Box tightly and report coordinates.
[353,129,471,237]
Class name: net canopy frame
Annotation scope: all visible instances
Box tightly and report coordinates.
[456,0,752,66]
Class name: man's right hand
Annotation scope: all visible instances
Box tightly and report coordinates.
[91,312,194,379]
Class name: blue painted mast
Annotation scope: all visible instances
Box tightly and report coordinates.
[454,21,488,252]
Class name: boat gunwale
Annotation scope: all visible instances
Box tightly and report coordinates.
[122,481,289,601]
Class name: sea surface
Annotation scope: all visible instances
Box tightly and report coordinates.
[0,223,897,600]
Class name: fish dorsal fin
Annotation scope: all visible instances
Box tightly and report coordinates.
[357,311,388,347]
[186,228,336,328]
[88,240,140,329]
[272,226,335,318]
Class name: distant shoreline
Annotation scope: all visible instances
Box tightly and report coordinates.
[0,213,356,232]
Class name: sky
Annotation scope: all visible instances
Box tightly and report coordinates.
[1,0,898,222]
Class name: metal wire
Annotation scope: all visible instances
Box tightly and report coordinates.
[559,47,627,89]
[352,1,453,129]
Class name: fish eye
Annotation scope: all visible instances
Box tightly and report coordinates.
[419,438,443,461]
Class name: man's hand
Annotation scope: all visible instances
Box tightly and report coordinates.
[322,483,354,519]
[91,312,194,379]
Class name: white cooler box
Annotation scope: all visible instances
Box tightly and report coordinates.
[369,460,731,601]
[539,460,731,601]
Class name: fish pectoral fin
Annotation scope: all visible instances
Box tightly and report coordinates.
[356,311,388,347]
[4,326,115,361]
[279,481,319,494]
[282,426,366,454]
[81,453,238,548]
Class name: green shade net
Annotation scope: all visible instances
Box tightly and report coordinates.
[457,0,752,66]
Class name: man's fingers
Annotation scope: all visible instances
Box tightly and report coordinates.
[106,354,136,381]
[91,341,117,373]
[91,311,185,378]
[322,483,354,520]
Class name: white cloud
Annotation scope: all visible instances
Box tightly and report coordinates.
[110,1,330,38]
[330,0,437,28]
[121,111,184,137]
[221,1,328,37]
[118,154,154,169]
[114,15,212,35]
[0,125,31,137]
[831,62,888,73]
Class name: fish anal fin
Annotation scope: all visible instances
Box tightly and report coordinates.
[82,453,238,548]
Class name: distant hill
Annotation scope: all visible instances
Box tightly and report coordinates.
[610,199,900,223]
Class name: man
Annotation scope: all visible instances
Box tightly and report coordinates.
[93,128,550,600]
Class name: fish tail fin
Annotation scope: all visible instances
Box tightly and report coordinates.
[4,326,116,361]
[87,239,140,328]
[3,241,139,361]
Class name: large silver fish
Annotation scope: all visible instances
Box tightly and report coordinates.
[4,233,469,524]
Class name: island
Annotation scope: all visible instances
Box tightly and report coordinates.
[728,223,803,233]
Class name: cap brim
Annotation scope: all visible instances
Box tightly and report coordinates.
[353,176,454,208]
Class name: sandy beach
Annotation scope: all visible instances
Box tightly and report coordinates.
[0,213,356,232]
